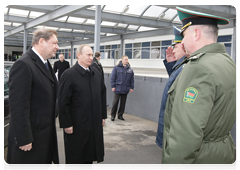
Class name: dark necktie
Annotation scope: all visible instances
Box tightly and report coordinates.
[45,62,49,70]
[86,68,91,77]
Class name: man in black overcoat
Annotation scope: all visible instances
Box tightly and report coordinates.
[58,45,107,164]
[91,51,104,78]
[53,53,70,81]
[7,28,59,164]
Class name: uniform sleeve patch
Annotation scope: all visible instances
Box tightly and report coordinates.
[183,87,198,104]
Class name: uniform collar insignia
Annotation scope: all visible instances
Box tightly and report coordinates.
[189,52,205,60]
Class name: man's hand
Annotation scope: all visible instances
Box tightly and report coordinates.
[129,89,133,93]
[166,46,176,62]
[112,88,115,92]
[102,119,105,126]
[64,126,73,134]
[19,143,32,151]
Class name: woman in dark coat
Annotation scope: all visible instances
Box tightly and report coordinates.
[58,45,107,164]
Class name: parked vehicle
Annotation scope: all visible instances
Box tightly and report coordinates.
[4,61,14,147]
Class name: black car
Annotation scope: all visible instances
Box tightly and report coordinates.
[4,61,14,147]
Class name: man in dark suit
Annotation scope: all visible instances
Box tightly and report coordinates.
[53,53,70,81]
[58,44,107,164]
[7,28,59,164]
[91,51,104,78]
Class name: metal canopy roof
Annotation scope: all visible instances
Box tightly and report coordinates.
[4,5,236,47]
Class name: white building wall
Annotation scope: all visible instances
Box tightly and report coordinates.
[48,28,233,69]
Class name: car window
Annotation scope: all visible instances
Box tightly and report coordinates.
[4,73,9,96]
[4,65,12,96]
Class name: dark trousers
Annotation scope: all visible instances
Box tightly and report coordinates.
[111,93,128,118]
[65,162,93,170]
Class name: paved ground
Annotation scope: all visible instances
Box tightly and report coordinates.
[4,109,238,170]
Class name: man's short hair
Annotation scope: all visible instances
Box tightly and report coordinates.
[122,55,128,60]
[31,28,58,46]
[76,44,91,59]
[59,53,64,58]
[189,25,219,42]
[95,52,101,58]
[202,25,219,42]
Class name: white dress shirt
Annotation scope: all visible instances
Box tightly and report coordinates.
[32,47,47,64]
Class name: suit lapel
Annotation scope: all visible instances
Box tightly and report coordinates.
[73,62,87,75]
[27,48,55,83]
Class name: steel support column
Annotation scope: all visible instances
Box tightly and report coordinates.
[120,36,124,57]
[232,19,236,63]
[23,24,27,53]
[71,42,74,66]
[94,5,101,53]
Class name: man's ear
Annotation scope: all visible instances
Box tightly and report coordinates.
[38,38,45,47]
[76,53,80,59]
[194,28,201,42]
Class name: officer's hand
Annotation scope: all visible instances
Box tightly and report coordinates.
[64,126,73,134]
[112,88,115,92]
[102,119,105,126]
[19,143,32,151]
[129,89,133,93]
[166,46,176,62]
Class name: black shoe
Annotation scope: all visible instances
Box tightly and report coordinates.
[111,117,115,121]
[118,115,125,121]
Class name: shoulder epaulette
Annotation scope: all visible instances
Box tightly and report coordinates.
[174,56,189,70]
[189,52,205,60]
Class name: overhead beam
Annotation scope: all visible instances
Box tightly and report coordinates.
[58,19,235,48]
[11,5,236,18]
[7,5,236,29]
[58,27,173,47]
[4,14,131,34]
[5,36,79,43]
[4,25,96,39]
[59,35,122,47]
[8,5,175,28]
[4,40,31,47]
[4,5,92,37]
[73,9,173,28]
[7,5,61,13]
[4,43,25,47]
[44,21,130,34]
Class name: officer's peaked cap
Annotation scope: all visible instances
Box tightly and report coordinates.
[176,7,229,35]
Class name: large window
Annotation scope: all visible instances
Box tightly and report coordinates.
[125,40,172,59]
[161,40,172,59]
[99,45,121,59]
[55,49,71,59]
[133,43,141,59]
[151,41,161,59]
[56,35,233,60]
[217,35,232,56]
[125,44,133,59]
[141,42,150,59]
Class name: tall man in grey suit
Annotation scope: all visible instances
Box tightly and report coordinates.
[7,28,59,164]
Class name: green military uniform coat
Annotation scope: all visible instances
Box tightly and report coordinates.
[162,43,236,164]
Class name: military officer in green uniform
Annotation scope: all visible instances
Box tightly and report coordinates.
[162,7,236,164]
